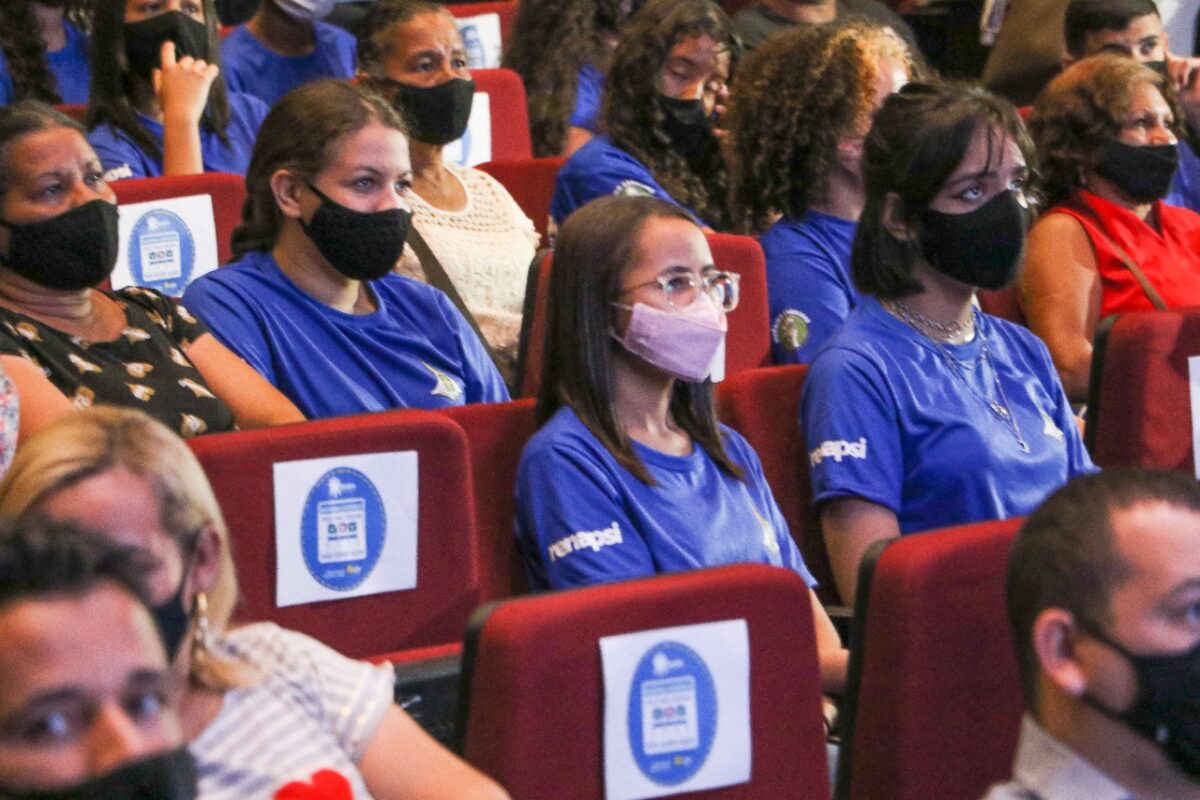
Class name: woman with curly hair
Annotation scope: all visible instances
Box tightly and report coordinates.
[1024,54,1200,401]
[726,21,911,364]
[550,0,735,230]
[86,0,269,179]
[0,0,93,105]
[503,0,641,157]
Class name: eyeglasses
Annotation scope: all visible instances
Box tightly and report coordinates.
[620,271,740,312]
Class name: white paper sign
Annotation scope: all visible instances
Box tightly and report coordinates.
[1188,355,1200,479]
[112,194,219,297]
[600,619,751,800]
[443,92,492,167]
[273,451,419,607]
[455,13,502,69]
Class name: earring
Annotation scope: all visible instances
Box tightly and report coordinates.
[189,591,213,684]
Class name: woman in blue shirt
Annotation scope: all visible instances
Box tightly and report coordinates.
[183,80,509,418]
[801,82,1095,604]
[86,0,268,179]
[0,1,91,106]
[516,194,846,694]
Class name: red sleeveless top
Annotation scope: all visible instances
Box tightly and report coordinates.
[1048,190,1200,316]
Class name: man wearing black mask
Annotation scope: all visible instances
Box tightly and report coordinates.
[986,469,1200,799]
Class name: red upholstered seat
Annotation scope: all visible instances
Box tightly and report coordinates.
[460,563,831,800]
[186,410,480,660]
[111,172,246,265]
[53,103,87,123]
[448,1,518,45]
[716,365,839,602]
[471,68,532,161]
[518,233,771,398]
[437,399,539,601]
[1086,307,1200,472]
[477,156,566,241]
[835,517,1025,800]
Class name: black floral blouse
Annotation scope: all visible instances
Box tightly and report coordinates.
[0,287,235,437]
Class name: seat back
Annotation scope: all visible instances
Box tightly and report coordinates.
[112,172,246,266]
[836,518,1025,800]
[448,1,518,46]
[518,233,771,398]
[471,68,533,161]
[437,399,539,601]
[54,103,87,123]
[477,156,566,241]
[187,410,480,660]
[1086,308,1200,472]
[460,563,831,800]
[716,365,838,602]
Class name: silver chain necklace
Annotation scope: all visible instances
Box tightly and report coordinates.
[891,300,975,343]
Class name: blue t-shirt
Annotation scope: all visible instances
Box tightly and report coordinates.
[550,135,706,226]
[181,250,510,418]
[761,211,858,365]
[220,22,355,107]
[0,19,90,105]
[568,63,603,132]
[515,406,817,591]
[800,297,1095,535]
[1166,140,1200,214]
[88,91,269,180]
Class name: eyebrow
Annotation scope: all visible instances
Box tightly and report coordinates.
[1164,578,1200,601]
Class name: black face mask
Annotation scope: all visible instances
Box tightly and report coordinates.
[0,747,199,800]
[124,11,209,81]
[1144,60,1169,77]
[300,183,412,282]
[152,572,191,665]
[1094,139,1180,204]
[391,78,475,146]
[0,200,119,291]
[918,189,1029,291]
[1077,619,1200,781]
[658,94,713,163]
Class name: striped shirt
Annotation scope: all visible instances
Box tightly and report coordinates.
[192,623,394,799]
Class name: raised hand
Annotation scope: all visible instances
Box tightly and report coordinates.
[152,39,219,125]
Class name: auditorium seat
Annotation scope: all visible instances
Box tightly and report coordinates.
[448,1,518,46]
[112,172,246,266]
[471,68,533,160]
[53,103,87,123]
[1086,307,1200,471]
[834,517,1025,800]
[187,410,481,662]
[459,563,831,799]
[477,156,566,240]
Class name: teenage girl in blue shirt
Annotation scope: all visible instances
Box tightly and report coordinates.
[85,0,268,179]
[0,1,91,106]
[515,194,847,695]
[801,82,1096,604]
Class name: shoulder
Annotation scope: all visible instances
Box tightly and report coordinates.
[522,408,611,468]
[565,137,649,175]
[226,91,271,128]
[183,253,279,311]
[314,20,356,51]
[219,24,257,52]
[716,423,760,468]
[984,313,1055,366]
[114,285,175,316]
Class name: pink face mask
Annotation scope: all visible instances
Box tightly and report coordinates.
[612,297,728,382]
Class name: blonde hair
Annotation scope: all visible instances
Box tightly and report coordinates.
[0,407,246,689]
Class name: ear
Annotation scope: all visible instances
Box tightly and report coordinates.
[1032,608,1090,697]
[881,192,913,241]
[271,168,306,221]
[187,524,223,598]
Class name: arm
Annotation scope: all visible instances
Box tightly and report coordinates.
[810,587,848,695]
[1,355,73,443]
[819,497,901,606]
[1019,212,1102,402]
[185,333,306,428]
[154,41,219,177]
[359,705,509,800]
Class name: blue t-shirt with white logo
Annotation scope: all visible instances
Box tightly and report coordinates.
[515,406,817,591]
[801,296,1095,535]
[0,20,90,106]
[88,91,268,180]
[761,211,858,365]
[550,135,707,226]
[568,63,603,132]
[181,250,510,418]
[220,22,355,107]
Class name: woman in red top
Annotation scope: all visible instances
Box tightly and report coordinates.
[1024,54,1200,401]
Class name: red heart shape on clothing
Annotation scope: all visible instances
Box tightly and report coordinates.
[273,769,354,800]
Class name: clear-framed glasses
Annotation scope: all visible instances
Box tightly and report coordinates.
[620,271,740,312]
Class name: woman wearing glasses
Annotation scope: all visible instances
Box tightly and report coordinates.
[516,195,847,693]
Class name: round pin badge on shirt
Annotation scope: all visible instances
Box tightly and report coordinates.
[300,467,387,592]
[128,209,195,297]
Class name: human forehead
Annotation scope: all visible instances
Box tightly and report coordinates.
[2,127,99,184]
[1125,79,1171,116]
[1108,501,1200,613]
[944,126,1025,184]
[324,121,411,175]
[666,34,729,74]
[625,215,713,281]
[37,467,168,553]
[0,584,167,720]
[1082,13,1164,54]
[383,10,464,59]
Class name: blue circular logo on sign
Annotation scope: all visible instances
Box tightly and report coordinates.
[300,467,387,592]
[129,208,195,296]
[627,640,717,786]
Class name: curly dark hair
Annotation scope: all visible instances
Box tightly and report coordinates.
[86,0,230,165]
[503,0,642,157]
[1029,53,1186,207]
[602,0,735,231]
[0,0,94,104]
[726,21,913,234]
